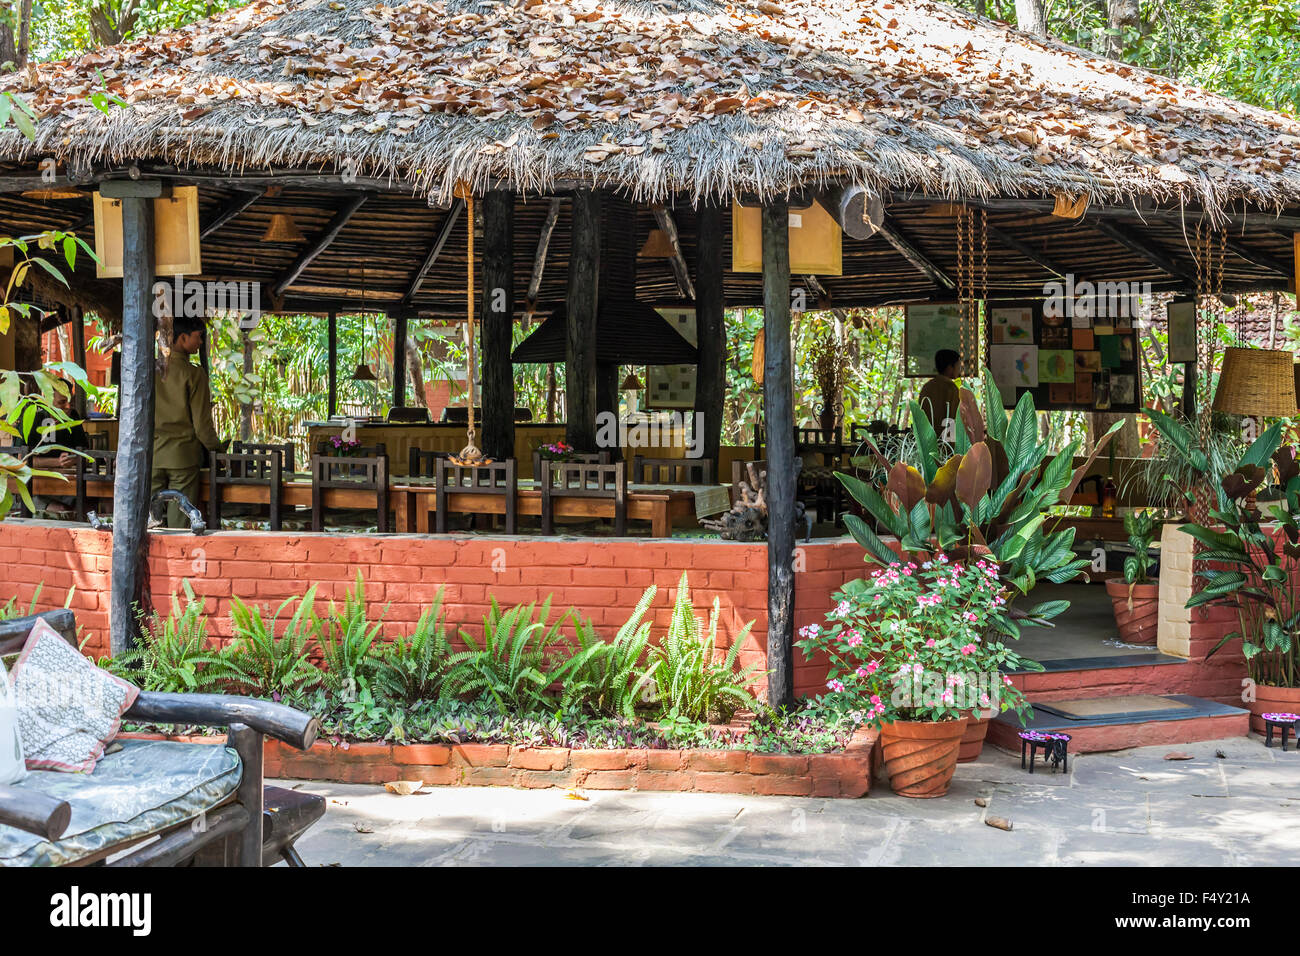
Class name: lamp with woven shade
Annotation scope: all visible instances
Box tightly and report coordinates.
[1211,347,1298,417]
[638,228,675,258]
[261,213,304,242]
[1294,363,1300,413]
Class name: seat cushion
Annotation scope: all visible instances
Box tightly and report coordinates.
[0,739,242,867]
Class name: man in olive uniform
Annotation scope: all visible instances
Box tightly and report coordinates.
[917,348,961,441]
[152,316,224,527]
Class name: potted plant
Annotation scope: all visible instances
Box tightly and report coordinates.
[836,371,1119,759]
[1105,510,1161,644]
[1184,425,1300,732]
[538,439,579,462]
[1138,407,1246,522]
[797,557,1036,797]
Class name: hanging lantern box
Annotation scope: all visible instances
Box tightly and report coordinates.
[92,186,201,278]
[730,200,842,275]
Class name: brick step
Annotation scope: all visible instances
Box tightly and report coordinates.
[988,694,1250,754]
[1005,653,1244,704]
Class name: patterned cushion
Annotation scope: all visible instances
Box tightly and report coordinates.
[10,618,139,772]
[0,739,242,867]
[0,657,24,785]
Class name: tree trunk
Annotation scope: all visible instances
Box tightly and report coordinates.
[240,328,253,441]
[693,204,726,474]
[1015,0,1047,37]
[0,0,31,72]
[89,0,140,46]
[565,190,600,451]
[1105,0,1140,59]
[405,336,428,410]
[480,189,516,461]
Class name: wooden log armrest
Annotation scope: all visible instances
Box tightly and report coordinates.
[0,783,72,840]
[126,692,319,751]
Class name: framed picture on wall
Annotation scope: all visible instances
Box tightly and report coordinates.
[1167,300,1198,364]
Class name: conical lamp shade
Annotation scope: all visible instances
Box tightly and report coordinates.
[1212,347,1298,417]
[351,362,377,382]
[620,372,643,391]
[261,213,305,242]
[638,229,675,258]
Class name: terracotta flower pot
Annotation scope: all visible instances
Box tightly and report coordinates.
[1106,579,1160,645]
[1247,684,1300,735]
[957,711,992,763]
[879,717,968,798]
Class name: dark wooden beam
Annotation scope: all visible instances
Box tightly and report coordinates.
[272,191,370,297]
[392,312,407,408]
[400,199,462,308]
[986,222,1068,277]
[109,193,156,656]
[524,197,562,321]
[480,189,515,460]
[69,305,87,419]
[566,190,600,451]
[1222,236,1295,277]
[762,199,795,711]
[327,310,337,417]
[875,219,956,289]
[694,204,726,473]
[651,206,696,300]
[200,189,264,239]
[1092,219,1196,286]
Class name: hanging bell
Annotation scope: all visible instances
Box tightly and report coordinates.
[350,362,377,382]
[1212,347,1298,417]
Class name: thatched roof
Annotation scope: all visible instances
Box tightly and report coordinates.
[4,0,1300,214]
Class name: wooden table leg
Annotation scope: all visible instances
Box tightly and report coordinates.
[394,491,411,534]
[416,494,431,534]
[652,505,668,538]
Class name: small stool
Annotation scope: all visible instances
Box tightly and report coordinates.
[1019,731,1071,774]
[1262,713,1300,752]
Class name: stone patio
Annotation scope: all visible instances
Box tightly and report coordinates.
[280,735,1300,866]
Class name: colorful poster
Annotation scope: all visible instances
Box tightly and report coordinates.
[1039,349,1074,383]
[1075,350,1102,373]
[989,344,1038,405]
[989,306,1034,345]
[1111,373,1136,406]
[1097,335,1122,368]
[1167,301,1197,364]
[1072,329,1095,351]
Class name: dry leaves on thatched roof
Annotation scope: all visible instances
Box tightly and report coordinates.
[3,0,1299,214]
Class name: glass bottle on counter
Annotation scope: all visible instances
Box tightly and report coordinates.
[1101,476,1118,518]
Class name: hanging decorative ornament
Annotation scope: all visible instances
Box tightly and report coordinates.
[351,264,377,381]
[451,180,489,466]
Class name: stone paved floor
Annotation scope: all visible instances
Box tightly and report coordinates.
[282,735,1300,866]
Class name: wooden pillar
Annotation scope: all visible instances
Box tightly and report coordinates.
[762,199,795,710]
[392,311,408,408]
[108,186,158,656]
[69,305,87,419]
[694,203,725,473]
[597,362,620,436]
[327,310,337,418]
[239,327,253,441]
[566,189,600,450]
[481,189,516,460]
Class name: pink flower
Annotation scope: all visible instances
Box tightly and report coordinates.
[964,611,978,622]
[844,630,864,648]
[865,661,878,674]
[925,638,936,647]
[834,600,851,618]
[855,667,869,679]
[960,643,976,655]
[870,694,881,705]
[827,679,845,693]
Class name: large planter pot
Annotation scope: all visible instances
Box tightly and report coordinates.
[879,717,968,798]
[1247,685,1300,735]
[957,712,992,763]
[1106,579,1160,645]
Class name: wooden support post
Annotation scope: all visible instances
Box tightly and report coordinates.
[69,305,87,419]
[694,204,725,473]
[240,326,253,441]
[327,310,337,418]
[109,193,156,656]
[481,189,515,460]
[392,311,408,408]
[597,363,620,430]
[566,189,600,450]
[762,200,795,711]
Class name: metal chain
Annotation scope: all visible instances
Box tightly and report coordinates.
[979,207,988,379]
[455,184,485,465]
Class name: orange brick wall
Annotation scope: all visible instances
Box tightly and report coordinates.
[0,522,866,700]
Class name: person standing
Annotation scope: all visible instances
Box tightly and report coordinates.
[917,349,961,440]
[152,316,224,527]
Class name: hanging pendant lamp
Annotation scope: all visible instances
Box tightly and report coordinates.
[261,213,305,242]
[351,267,377,381]
[1212,347,1298,418]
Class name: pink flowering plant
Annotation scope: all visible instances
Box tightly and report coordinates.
[796,557,1041,729]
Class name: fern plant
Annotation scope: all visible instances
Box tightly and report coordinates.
[375,590,451,704]
[102,580,227,693]
[553,585,658,718]
[440,597,568,713]
[320,572,386,698]
[647,573,761,723]
[222,586,323,698]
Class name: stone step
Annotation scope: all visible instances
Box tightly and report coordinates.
[988,694,1250,755]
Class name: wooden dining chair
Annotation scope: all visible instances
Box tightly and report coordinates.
[209,450,284,531]
[531,447,610,482]
[310,453,389,533]
[434,458,517,534]
[541,461,627,536]
[231,441,295,474]
[74,449,117,521]
[633,456,713,485]
[408,447,451,478]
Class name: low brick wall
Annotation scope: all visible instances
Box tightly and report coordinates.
[0,520,865,699]
[262,732,877,797]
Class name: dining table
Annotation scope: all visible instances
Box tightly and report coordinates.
[34,472,732,538]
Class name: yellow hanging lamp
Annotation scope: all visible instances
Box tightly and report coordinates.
[451,180,490,466]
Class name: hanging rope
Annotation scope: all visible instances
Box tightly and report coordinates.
[452,182,489,466]
[956,206,978,379]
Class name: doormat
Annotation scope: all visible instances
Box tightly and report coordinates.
[1036,695,1193,721]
